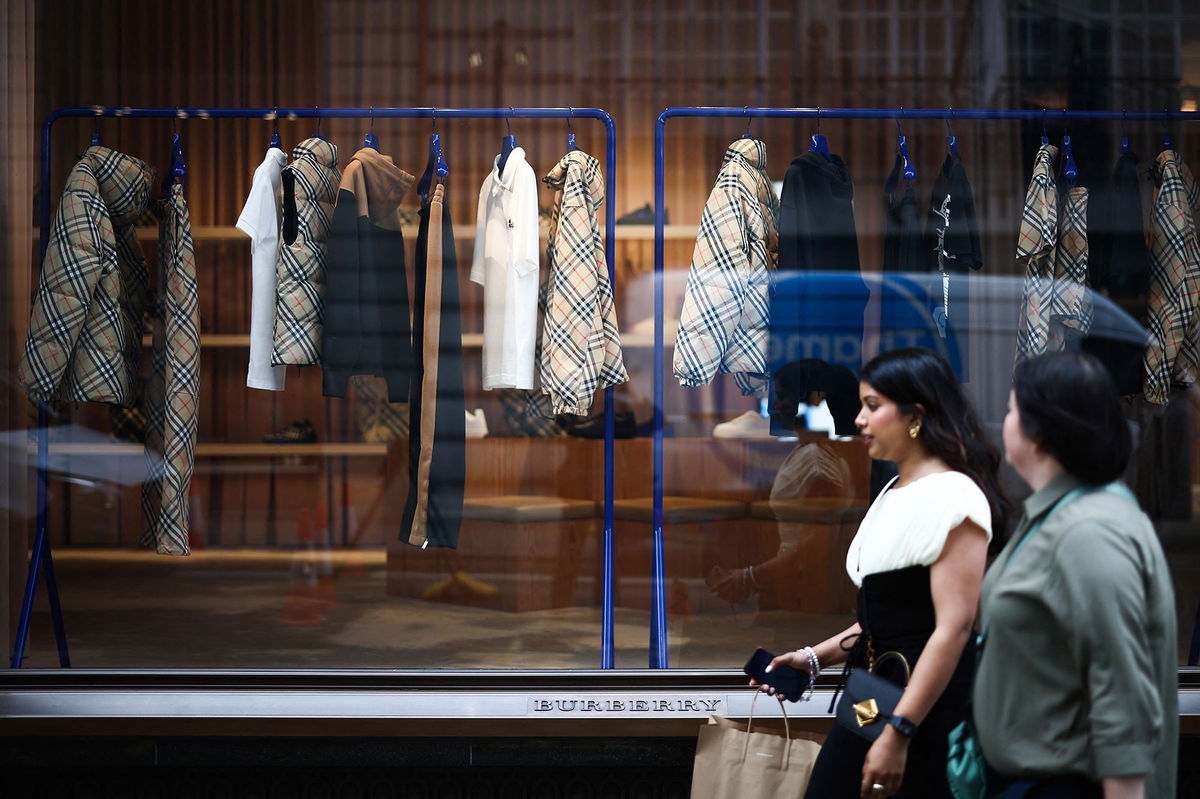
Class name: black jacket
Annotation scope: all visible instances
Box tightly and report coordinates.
[322,148,415,400]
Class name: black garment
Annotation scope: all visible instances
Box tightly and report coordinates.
[881,156,926,348]
[803,566,974,799]
[400,190,466,548]
[923,153,984,381]
[1083,150,1151,395]
[778,151,862,274]
[322,180,413,402]
[770,152,869,426]
[883,155,925,273]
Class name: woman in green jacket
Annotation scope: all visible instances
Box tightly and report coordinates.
[974,352,1177,798]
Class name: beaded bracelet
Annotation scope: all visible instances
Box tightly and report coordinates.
[799,646,819,700]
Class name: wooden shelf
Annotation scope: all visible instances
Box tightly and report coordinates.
[35,224,696,243]
[36,442,389,457]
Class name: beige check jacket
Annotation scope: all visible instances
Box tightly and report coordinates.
[673,138,779,396]
[19,146,154,405]
[539,150,627,416]
[1015,144,1093,363]
[1143,150,1200,404]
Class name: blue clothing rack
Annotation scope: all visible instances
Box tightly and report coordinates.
[651,105,1200,669]
[12,106,621,670]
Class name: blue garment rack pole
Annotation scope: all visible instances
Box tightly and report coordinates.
[14,105,620,670]
[651,105,1200,669]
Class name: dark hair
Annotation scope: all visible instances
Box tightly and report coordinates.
[860,347,1010,536]
[1012,351,1132,484]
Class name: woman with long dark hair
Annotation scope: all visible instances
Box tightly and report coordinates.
[972,352,1176,798]
[754,347,1009,798]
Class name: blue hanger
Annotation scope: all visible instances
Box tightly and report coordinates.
[1120,110,1130,154]
[1041,109,1049,146]
[90,112,103,146]
[163,116,186,192]
[417,111,450,201]
[497,109,517,174]
[945,113,958,155]
[567,110,578,151]
[741,107,754,139]
[313,108,325,141]
[363,107,380,151]
[809,108,831,161]
[1162,117,1173,153]
[1062,132,1078,187]
[896,119,917,182]
[269,107,281,150]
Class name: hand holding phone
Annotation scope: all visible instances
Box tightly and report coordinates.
[743,647,807,702]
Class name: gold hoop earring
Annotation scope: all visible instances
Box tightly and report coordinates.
[909,423,921,439]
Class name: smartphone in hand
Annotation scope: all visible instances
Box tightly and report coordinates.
[743,647,806,702]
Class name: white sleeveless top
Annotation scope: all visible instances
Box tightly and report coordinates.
[845,471,993,587]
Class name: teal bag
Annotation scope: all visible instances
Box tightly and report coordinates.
[946,710,997,799]
[945,484,1116,799]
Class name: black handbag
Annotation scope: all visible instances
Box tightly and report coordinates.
[834,646,911,742]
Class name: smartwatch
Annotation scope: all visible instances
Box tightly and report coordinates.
[887,714,918,737]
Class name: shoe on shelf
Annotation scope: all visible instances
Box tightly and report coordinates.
[567,411,636,439]
[712,410,773,439]
[465,408,489,438]
[616,203,668,225]
[263,419,317,444]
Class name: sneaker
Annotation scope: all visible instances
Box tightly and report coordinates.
[263,419,317,444]
[616,203,668,225]
[567,411,636,439]
[465,408,489,438]
[712,410,772,439]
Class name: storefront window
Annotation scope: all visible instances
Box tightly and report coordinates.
[3,1,1198,671]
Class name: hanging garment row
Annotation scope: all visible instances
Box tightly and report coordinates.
[674,125,1198,416]
[240,131,626,409]
[237,128,626,548]
[16,123,627,556]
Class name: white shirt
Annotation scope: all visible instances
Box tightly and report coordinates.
[470,147,540,390]
[236,147,288,391]
[845,470,992,587]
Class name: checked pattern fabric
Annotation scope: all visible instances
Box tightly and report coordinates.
[19,147,153,405]
[539,150,627,415]
[1014,145,1093,363]
[141,182,199,556]
[272,137,339,366]
[1143,150,1200,404]
[674,138,779,397]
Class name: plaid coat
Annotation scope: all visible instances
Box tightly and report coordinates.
[673,138,779,396]
[273,137,340,366]
[1143,150,1200,404]
[1014,145,1093,363]
[141,181,200,556]
[20,146,154,405]
[539,150,627,416]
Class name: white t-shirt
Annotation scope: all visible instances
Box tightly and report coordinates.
[470,147,540,390]
[236,147,288,391]
[845,470,992,587]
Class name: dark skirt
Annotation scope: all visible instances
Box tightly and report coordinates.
[803,565,975,799]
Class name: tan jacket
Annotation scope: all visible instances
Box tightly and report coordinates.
[20,146,154,405]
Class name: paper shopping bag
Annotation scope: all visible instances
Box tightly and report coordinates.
[689,696,823,798]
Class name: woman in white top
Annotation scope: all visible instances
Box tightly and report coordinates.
[754,348,1009,799]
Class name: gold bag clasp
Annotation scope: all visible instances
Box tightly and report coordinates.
[854,698,880,727]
